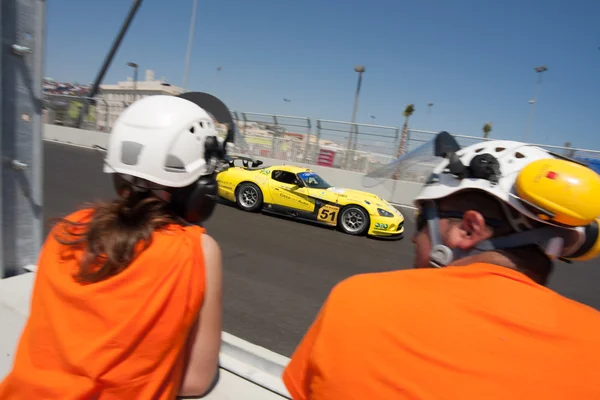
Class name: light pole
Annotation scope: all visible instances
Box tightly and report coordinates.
[524,65,548,142]
[346,65,365,169]
[127,62,138,101]
[426,102,433,129]
[182,0,199,91]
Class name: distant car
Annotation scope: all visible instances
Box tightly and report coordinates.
[216,156,404,238]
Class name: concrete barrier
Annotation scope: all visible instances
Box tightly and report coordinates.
[255,155,424,206]
[43,124,109,149]
[42,124,424,206]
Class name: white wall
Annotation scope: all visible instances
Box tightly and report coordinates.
[42,125,424,206]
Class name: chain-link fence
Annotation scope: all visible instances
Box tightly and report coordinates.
[406,129,600,161]
[231,112,312,163]
[393,129,600,183]
[313,120,400,174]
[43,93,131,132]
[43,94,600,177]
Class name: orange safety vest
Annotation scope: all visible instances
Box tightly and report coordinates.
[0,209,206,399]
[284,263,600,400]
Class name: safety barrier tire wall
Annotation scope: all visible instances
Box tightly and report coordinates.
[42,124,424,206]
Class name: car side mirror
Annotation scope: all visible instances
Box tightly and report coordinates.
[294,179,304,187]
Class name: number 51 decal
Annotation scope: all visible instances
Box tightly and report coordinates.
[318,204,340,225]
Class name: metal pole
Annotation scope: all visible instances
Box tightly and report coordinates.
[182,0,198,91]
[128,62,138,101]
[133,66,138,101]
[76,0,143,128]
[1,0,46,278]
[523,65,547,142]
[345,65,365,169]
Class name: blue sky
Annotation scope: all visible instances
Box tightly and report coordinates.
[46,0,600,149]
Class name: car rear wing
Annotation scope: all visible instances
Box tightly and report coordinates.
[223,154,265,169]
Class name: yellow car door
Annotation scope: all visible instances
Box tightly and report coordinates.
[269,170,315,212]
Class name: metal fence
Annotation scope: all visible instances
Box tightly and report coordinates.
[315,119,399,173]
[43,93,131,132]
[232,111,312,164]
[404,129,600,160]
[42,93,600,181]
[230,112,400,174]
[390,129,600,183]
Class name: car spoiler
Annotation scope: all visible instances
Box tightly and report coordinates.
[224,154,264,169]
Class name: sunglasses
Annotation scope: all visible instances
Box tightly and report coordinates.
[415,209,508,232]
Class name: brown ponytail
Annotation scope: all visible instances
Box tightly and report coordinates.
[52,188,181,284]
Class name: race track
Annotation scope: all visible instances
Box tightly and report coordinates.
[44,141,600,357]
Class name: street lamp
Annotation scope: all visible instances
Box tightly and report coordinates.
[127,62,138,101]
[346,65,366,169]
[524,65,548,142]
[182,0,199,91]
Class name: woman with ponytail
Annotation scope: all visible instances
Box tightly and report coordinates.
[0,95,225,399]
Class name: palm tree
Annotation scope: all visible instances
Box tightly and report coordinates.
[393,104,415,179]
[396,104,415,158]
[483,122,492,139]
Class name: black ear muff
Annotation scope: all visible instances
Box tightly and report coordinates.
[170,174,219,224]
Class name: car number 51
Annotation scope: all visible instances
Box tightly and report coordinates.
[318,204,339,225]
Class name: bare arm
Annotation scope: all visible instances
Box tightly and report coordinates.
[178,233,223,398]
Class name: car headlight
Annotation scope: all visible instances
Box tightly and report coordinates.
[377,208,394,217]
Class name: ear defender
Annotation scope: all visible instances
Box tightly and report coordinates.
[170,173,219,224]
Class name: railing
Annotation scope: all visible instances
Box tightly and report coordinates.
[43,94,600,180]
[43,93,132,132]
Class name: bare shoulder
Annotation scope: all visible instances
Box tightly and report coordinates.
[201,233,222,260]
[200,233,223,288]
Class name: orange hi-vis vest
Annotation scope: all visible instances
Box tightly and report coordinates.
[0,209,206,399]
[284,263,600,400]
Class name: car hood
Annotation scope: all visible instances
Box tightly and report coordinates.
[317,187,402,217]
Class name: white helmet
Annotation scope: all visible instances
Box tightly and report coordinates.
[364,131,600,266]
[415,139,555,232]
[104,95,220,188]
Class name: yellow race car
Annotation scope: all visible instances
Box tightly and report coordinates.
[216,156,404,238]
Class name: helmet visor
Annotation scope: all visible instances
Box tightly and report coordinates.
[363,131,461,188]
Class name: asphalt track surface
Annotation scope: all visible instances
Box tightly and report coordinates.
[44,141,600,357]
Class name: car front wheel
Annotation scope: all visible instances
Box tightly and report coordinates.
[338,205,370,236]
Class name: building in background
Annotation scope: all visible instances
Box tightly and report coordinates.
[96,70,184,130]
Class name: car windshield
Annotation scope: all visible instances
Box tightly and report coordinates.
[298,171,331,189]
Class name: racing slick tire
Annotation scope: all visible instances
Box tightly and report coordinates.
[337,205,370,236]
[235,182,263,212]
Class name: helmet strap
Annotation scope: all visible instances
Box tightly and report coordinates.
[425,202,567,268]
[424,201,457,268]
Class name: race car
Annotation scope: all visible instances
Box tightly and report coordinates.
[216,156,404,238]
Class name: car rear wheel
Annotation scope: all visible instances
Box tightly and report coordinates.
[236,182,263,212]
[338,205,370,236]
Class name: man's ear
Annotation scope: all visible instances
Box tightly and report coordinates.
[451,210,492,250]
